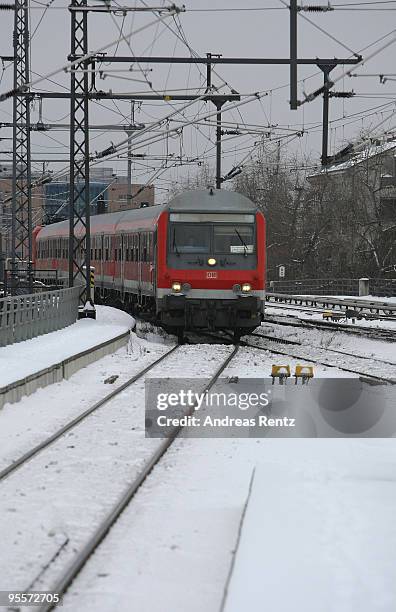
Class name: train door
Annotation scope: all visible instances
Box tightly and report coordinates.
[137,231,143,299]
[120,232,125,297]
[148,232,155,294]
[99,234,103,287]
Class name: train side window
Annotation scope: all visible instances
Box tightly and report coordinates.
[149,233,153,261]
[143,233,147,262]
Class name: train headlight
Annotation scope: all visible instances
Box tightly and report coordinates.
[207,257,217,266]
[171,281,182,292]
[241,283,251,293]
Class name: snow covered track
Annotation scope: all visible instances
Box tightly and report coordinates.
[265,312,396,342]
[242,335,396,384]
[0,345,180,483]
[249,330,396,369]
[35,345,239,612]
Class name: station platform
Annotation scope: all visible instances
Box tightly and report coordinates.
[0,306,134,408]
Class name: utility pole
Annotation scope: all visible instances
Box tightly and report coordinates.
[289,0,298,110]
[215,101,223,189]
[126,101,135,207]
[318,62,337,166]
[11,0,32,294]
[206,53,225,189]
[69,0,92,312]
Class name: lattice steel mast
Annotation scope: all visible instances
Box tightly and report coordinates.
[11,0,32,294]
[69,0,92,308]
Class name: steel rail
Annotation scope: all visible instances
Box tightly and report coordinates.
[241,338,396,385]
[249,330,396,368]
[38,344,239,612]
[264,313,396,342]
[0,344,180,483]
[266,292,396,315]
[265,300,396,321]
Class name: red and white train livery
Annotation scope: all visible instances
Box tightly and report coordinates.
[34,188,266,338]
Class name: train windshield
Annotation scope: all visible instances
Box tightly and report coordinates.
[171,224,211,254]
[213,225,254,254]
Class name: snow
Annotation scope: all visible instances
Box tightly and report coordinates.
[0,306,135,388]
[224,460,396,612]
[0,313,395,612]
[312,139,396,175]
[0,340,232,595]
[0,333,168,474]
[265,303,396,333]
[58,438,396,612]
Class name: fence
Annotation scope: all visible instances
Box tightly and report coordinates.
[268,278,396,298]
[0,286,80,348]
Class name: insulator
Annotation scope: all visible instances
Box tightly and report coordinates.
[301,5,334,11]
[329,91,355,98]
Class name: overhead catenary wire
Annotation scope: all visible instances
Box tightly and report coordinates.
[0,6,181,102]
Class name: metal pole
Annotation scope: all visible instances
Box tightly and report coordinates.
[126,101,134,207]
[322,71,329,166]
[25,0,32,293]
[206,52,212,92]
[69,0,92,310]
[11,0,32,295]
[215,102,223,189]
[318,62,336,166]
[290,0,298,110]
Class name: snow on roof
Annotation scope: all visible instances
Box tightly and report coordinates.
[311,139,396,177]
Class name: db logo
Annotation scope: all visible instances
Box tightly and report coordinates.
[206,271,218,279]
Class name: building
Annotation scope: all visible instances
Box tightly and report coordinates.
[0,164,155,257]
[307,138,396,277]
[0,166,45,256]
[43,168,155,222]
[107,178,155,212]
[308,138,396,223]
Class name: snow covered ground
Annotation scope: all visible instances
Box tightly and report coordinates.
[0,305,135,388]
[0,306,395,612]
[265,302,396,333]
[258,319,396,366]
[265,295,396,330]
[59,438,396,612]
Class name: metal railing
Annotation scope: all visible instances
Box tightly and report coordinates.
[0,286,80,347]
[268,278,396,297]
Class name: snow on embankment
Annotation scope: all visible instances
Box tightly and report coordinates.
[0,305,134,388]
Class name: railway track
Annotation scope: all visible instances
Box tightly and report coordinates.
[0,345,180,484]
[185,329,395,382]
[264,312,396,343]
[35,344,239,612]
[249,330,396,368]
[266,300,396,323]
[242,333,396,385]
[266,292,396,317]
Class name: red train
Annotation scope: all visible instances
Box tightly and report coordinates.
[34,188,266,340]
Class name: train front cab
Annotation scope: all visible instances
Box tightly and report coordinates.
[156,196,265,337]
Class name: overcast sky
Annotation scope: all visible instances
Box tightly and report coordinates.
[1,0,396,201]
